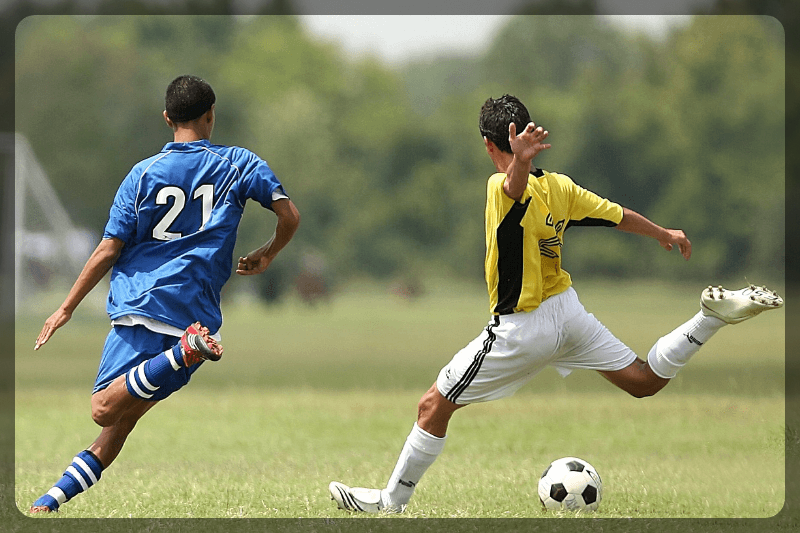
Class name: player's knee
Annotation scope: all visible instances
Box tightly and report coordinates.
[624,380,667,399]
[416,384,463,436]
[627,387,655,399]
[417,385,451,422]
[91,406,113,427]
[605,360,669,399]
[91,397,118,427]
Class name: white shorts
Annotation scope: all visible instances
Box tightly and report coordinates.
[436,287,637,404]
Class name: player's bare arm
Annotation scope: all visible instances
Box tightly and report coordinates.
[615,207,691,260]
[504,122,551,202]
[236,198,300,276]
[35,237,125,350]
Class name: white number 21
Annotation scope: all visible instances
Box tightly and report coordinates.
[152,184,214,241]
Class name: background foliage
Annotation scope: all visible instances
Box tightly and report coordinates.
[5,1,793,530]
[13,11,785,300]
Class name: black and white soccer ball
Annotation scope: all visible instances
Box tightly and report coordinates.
[538,456,603,512]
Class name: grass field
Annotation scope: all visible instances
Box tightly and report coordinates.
[12,278,789,524]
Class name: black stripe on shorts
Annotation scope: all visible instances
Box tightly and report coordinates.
[445,316,500,403]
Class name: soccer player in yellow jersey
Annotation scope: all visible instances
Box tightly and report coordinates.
[329,94,783,513]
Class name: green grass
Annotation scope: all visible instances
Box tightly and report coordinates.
[13,388,786,520]
[12,279,788,521]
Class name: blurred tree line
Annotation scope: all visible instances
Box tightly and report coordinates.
[14,12,784,301]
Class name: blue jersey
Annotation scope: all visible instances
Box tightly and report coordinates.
[102,139,285,333]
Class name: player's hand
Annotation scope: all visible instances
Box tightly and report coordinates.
[236,252,274,276]
[659,229,692,260]
[34,308,72,350]
[509,121,551,162]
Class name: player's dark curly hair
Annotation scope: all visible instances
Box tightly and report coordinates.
[165,75,216,124]
[478,94,533,154]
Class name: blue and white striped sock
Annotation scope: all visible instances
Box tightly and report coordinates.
[124,345,184,400]
[31,450,103,511]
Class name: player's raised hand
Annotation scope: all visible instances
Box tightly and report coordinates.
[34,308,73,350]
[509,121,551,162]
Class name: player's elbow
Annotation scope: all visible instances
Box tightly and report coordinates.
[502,182,524,203]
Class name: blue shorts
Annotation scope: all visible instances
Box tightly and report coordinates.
[94,324,203,400]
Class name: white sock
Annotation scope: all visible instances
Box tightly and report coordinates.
[383,422,446,508]
[647,311,726,379]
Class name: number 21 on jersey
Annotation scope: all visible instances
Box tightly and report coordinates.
[152,184,214,241]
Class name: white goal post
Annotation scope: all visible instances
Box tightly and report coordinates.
[9,133,93,313]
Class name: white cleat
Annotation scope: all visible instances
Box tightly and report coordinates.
[328,481,404,514]
[701,284,783,324]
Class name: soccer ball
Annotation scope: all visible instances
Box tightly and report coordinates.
[538,457,603,512]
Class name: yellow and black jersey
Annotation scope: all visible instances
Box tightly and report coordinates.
[485,168,623,315]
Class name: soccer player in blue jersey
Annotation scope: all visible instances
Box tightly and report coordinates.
[329,94,783,513]
[28,75,300,513]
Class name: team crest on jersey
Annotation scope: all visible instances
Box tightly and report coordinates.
[545,213,565,233]
[539,236,562,258]
[540,214,565,258]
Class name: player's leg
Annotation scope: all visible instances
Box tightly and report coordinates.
[598,358,670,397]
[29,322,222,513]
[596,310,721,396]
[329,383,460,514]
[120,321,222,403]
[88,398,158,467]
[91,372,151,426]
[330,314,549,513]
[94,322,222,424]
[641,284,782,381]
[378,384,464,509]
[417,382,464,437]
[599,284,783,394]
[29,399,156,514]
[598,308,725,395]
